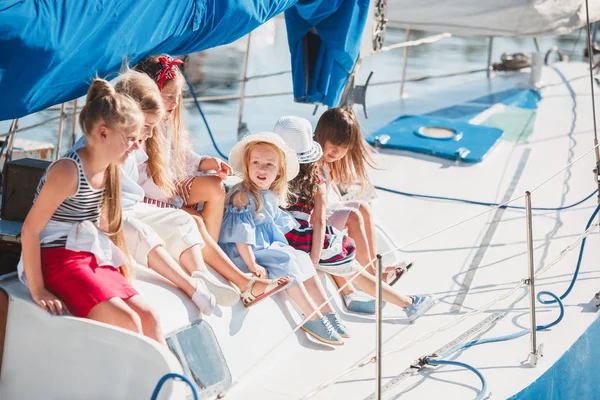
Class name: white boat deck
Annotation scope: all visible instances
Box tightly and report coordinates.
[1,62,598,400]
[215,62,600,399]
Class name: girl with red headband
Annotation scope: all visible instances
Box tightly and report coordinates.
[134,55,229,242]
[133,55,292,307]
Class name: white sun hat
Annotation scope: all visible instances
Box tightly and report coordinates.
[228,132,300,180]
[273,116,323,164]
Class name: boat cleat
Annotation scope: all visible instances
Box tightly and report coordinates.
[525,343,544,368]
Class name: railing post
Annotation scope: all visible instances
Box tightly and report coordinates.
[399,29,410,99]
[1,119,19,175]
[375,254,383,399]
[486,37,494,78]
[55,103,66,160]
[71,99,78,146]
[525,191,540,366]
[237,33,251,140]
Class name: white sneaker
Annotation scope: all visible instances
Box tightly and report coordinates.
[192,270,239,307]
[191,279,216,316]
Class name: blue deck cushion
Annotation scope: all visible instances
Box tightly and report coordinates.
[368,115,503,163]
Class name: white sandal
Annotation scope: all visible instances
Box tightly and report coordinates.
[240,276,293,308]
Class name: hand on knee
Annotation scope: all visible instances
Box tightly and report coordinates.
[197,176,226,200]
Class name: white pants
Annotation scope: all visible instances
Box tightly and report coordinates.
[123,203,205,266]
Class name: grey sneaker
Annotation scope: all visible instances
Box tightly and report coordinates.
[325,312,351,338]
[301,317,344,345]
[404,295,436,323]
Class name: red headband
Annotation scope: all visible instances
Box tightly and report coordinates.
[155,55,184,91]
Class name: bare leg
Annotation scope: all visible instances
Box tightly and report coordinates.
[331,275,357,296]
[147,246,196,297]
[187,212,290,297]
[303,276,333,314]
[184,176,226,242]
[345,209,373,267]
[87,297,142,333]
[358,202,377,263]
[351,271,412,308]
[178,243,208,276]
[125,295,166,344]
[345,206,398,277]
[286,283,322,321]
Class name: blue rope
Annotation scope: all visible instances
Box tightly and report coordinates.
[150,372,198,400]
[425,358,488,400]
[439,291,564,360]
[423,200,598,398]
[538,203,600,303]
[375,186,597,211]
[183,72,230,161]
[426,291,563,400]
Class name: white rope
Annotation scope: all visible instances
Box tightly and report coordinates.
[379,33,452,52]
[302,222,599,399]
[227,140,600,397]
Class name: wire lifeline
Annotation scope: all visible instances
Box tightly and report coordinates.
[375,186,597,211]
[183,72,230,160]
[538,203,600,303]
[233,145,599,399]
[195,57,600,398]
[420,291,563,399]
[303,219,597,399]
[439,291,564,361]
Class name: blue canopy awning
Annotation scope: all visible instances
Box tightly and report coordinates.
[1,0,368,121]
[284,0,369,107]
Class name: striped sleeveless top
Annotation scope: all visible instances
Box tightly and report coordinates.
[35,150,105,248]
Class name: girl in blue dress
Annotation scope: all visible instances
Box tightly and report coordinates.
[219,132,347,346]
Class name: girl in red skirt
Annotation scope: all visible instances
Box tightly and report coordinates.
[19,79,165,344]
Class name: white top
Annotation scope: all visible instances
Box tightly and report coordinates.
[137,123,208,203]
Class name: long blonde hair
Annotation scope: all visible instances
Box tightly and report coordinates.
[229,141,290,215]
[314,107,377,191]
[115,70,176,198]
[135,55,191,181]
[79,78,143,279]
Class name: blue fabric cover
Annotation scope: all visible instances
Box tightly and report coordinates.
[284,0,370,107]
[1,0,327,120]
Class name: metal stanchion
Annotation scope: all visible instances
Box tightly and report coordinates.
[71,99,78,146]
[525,191,541,366]
[1,119,19,174]
[55,103,66,160]
[375,254,383,399]
[486,37,494,78]
[399,29,410,99]
[237,33,251,140]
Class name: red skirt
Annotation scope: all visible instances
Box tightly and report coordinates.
[41,248,138,318]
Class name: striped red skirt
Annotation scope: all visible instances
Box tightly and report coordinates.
[285,213,356,269]
[143,176,195,209]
